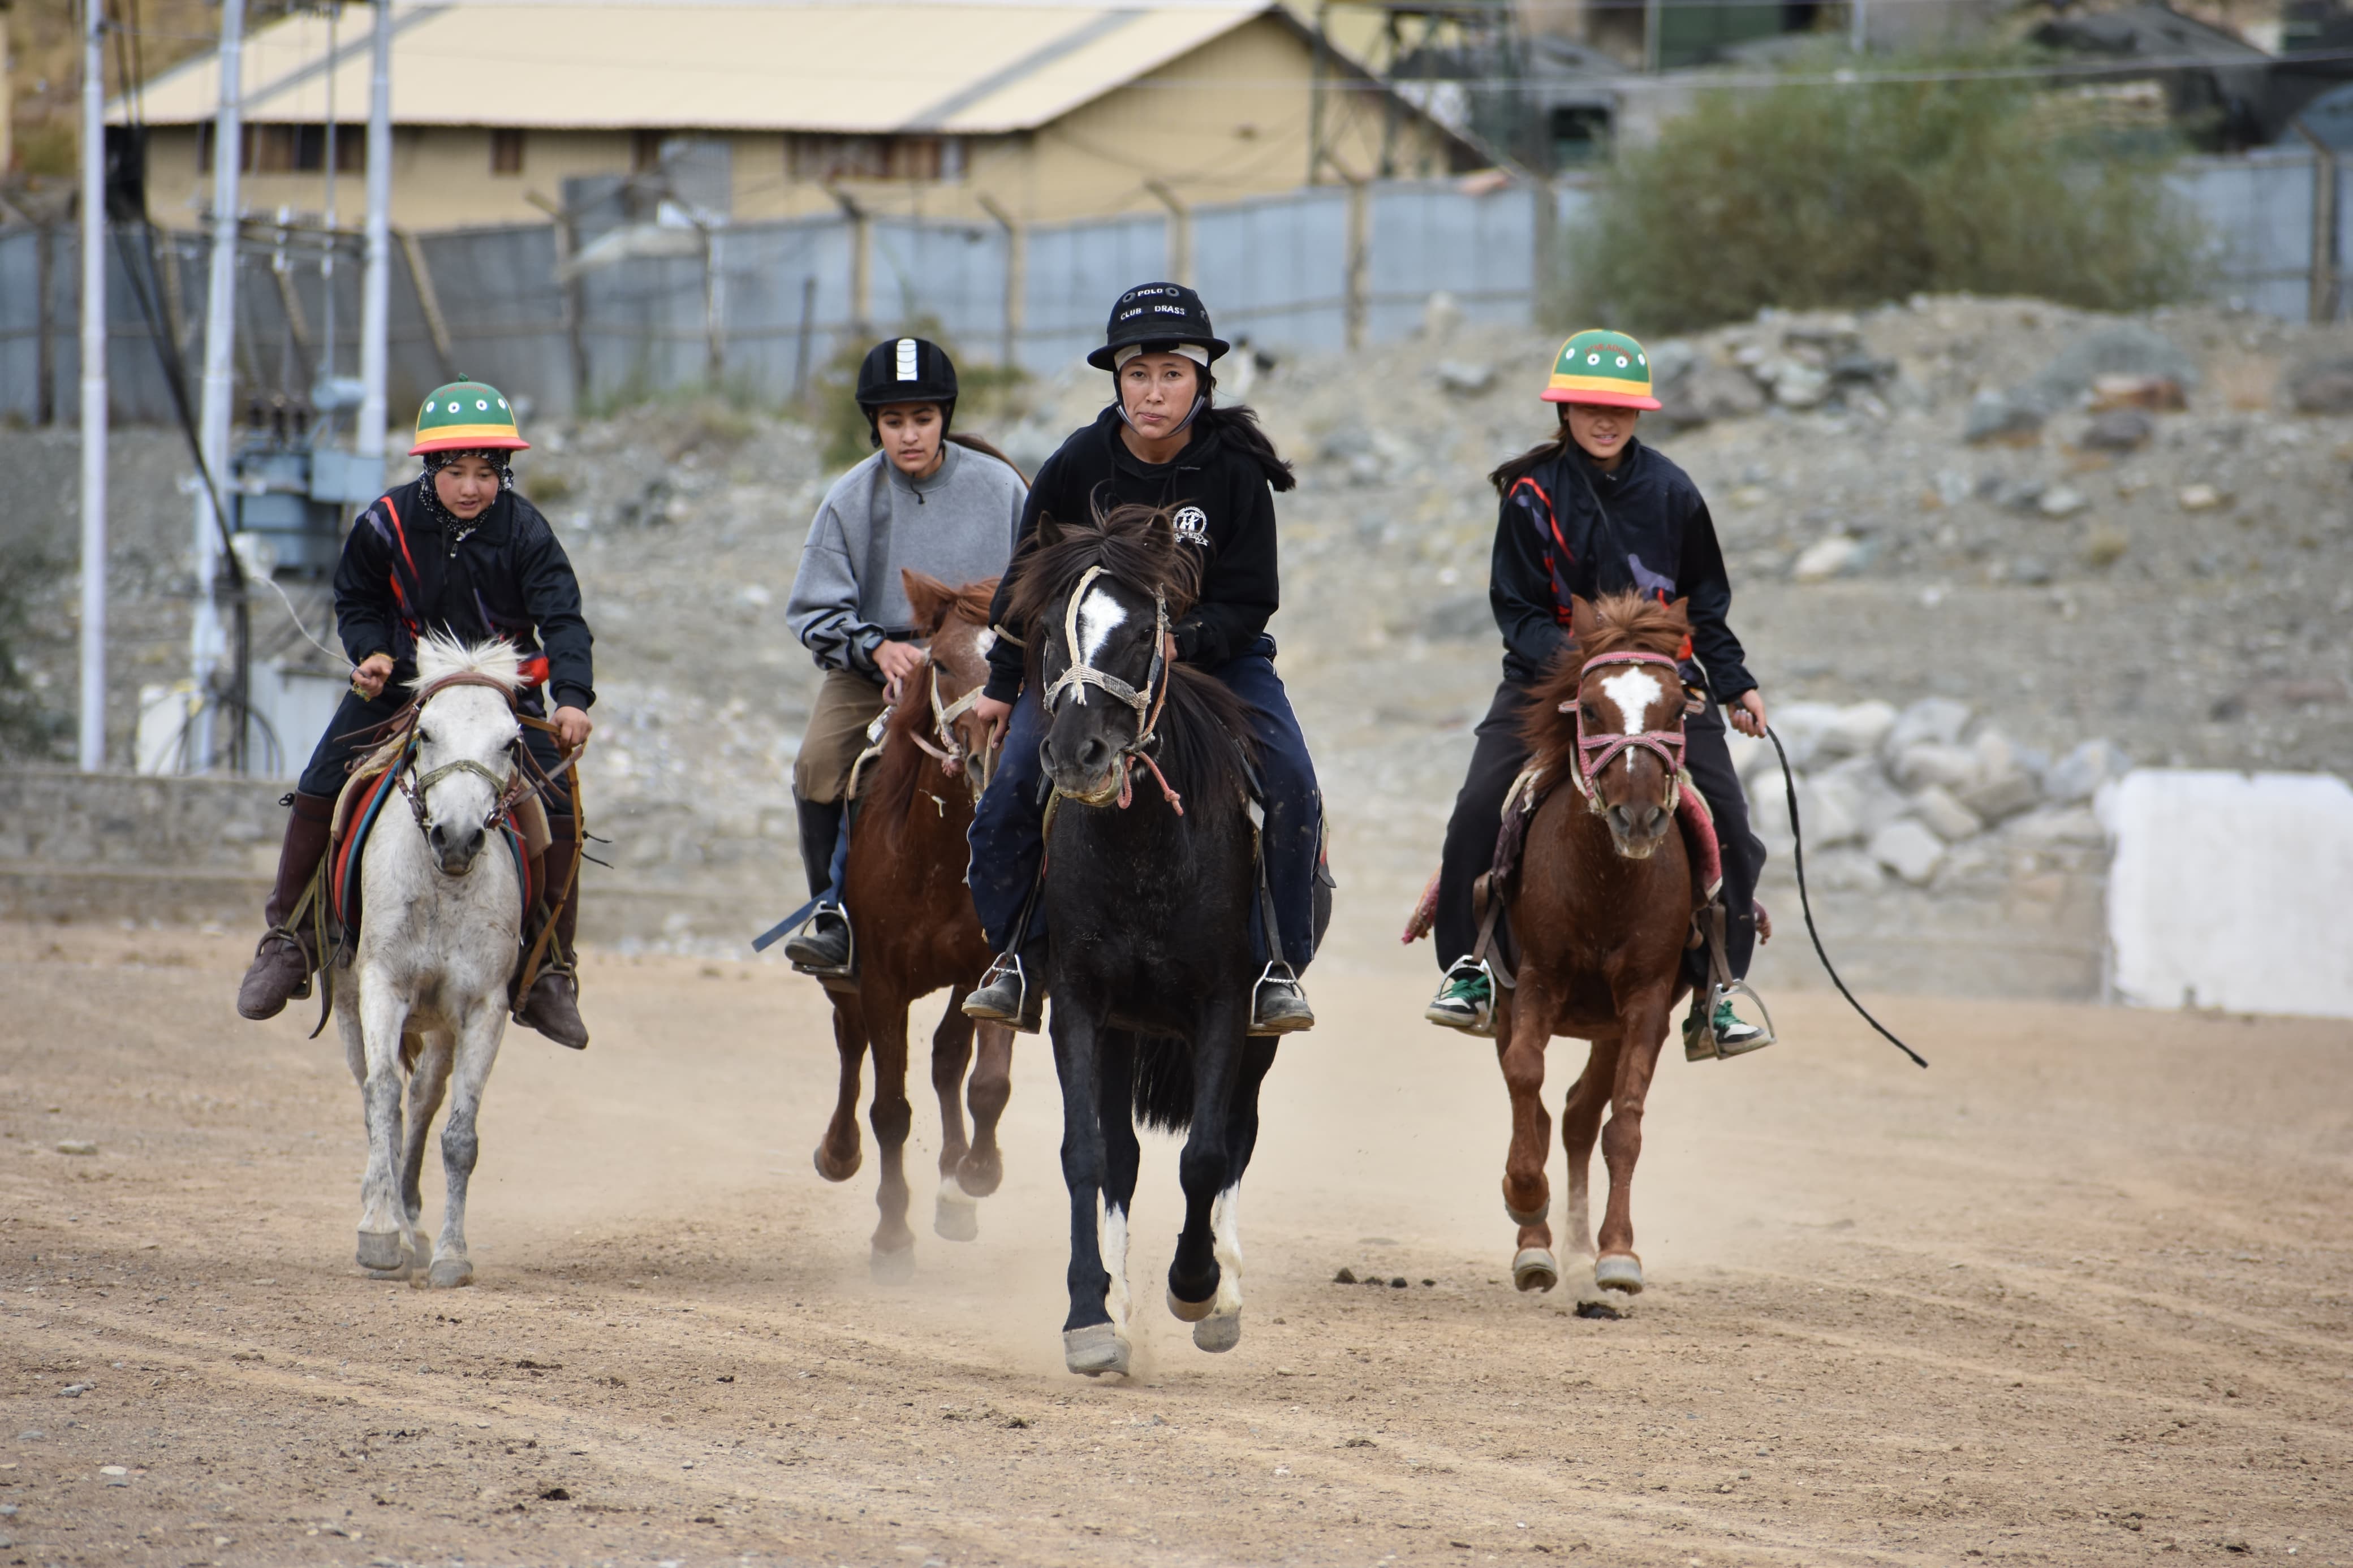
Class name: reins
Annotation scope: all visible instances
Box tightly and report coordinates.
[1042,564,1183,815]
[1557,649,1688,811]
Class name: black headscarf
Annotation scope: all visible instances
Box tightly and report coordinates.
[419,448,515,538]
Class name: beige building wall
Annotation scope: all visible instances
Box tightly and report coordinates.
[139,15,1469,234]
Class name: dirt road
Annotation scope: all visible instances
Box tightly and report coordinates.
[2,920,2348,1567]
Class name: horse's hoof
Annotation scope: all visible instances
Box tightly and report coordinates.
[1594,1252,1645,1294]
[1063,1323,1130,1377]
[870,1244,915,1284]
[1193,1312,1242,1353]
[933,1187,980,1243]
[1512,1247,1561,1293]
[1165,1285,1217,1324]
[955,1150,1005,1198]
[813,1143,861,1183]
[356,1230,407,1272]
[428,1256,474,1290]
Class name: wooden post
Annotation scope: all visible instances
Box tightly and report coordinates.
[527,189,590,412]
[1343,171,1371,352]
[792,274,817,404]
[37,219,56,426]
[1145,179,1192,287]
[977,192,1025,370]
[1531,176,1558,325]
[394,226,456,379]
[702,224,725,386]
[826,186,870,337]
[2297,120,2341,324]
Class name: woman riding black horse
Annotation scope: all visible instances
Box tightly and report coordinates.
[235,379,594,1048]
[962,283,1325,1037]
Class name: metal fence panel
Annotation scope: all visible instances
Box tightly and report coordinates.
[2172,149,2323,322]
[1022,212,1169,372]
[1194,186,1353,355]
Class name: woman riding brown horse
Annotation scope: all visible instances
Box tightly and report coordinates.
[808,571,1015,1278]
[1494,591,1705,1299]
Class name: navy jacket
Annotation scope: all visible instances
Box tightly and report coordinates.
[981,405,1281,704]
[1490,438,1755,700]
[334,480,596,712]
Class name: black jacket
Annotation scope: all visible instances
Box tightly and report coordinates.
[1490,438,1755,700]
[334,480,596,712]
[982,405,1281,703]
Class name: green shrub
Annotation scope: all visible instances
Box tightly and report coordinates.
[1566,52,2211,334]
[0,549,67,763]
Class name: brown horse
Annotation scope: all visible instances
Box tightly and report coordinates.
[811,571,1015,1280]
[1494,591,1704,1299]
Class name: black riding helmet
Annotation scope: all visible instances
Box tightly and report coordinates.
[1087,283,1230,372]
[855,336,959,445]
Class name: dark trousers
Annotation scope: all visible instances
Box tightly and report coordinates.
[1433,679,1764,981]
[298,687,574,816]
[967,637,1323,972]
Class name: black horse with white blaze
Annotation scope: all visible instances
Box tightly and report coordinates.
[1003,504,1279,1376]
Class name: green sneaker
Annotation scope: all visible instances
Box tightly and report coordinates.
[1425,960,1494,1036]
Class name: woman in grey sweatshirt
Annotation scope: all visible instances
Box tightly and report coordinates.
[781,337,1027,974]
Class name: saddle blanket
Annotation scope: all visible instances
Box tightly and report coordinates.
[329,755,538,935]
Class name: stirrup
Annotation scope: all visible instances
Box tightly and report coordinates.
[1687,980,1776,1062]
[1248,961,1315,1035]
[786,902,856,983]
[1426,956,1495,1037]
[963,952,1040,1032]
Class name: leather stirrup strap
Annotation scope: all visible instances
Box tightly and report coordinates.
[514,747,584,1011]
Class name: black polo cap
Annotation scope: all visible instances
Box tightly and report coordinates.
[1087,282,1230,372]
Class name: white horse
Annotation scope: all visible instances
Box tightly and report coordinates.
[338,633,532,1289]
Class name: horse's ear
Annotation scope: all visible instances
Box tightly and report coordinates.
[1568,594,1601,649]
[1664,595,1692,632]
[902,569,955,636]
[1033,511,1065,550]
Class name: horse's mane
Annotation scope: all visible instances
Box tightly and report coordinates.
[409,631,523,692]
[999,504,1253,807]
[1522,592,1690,780]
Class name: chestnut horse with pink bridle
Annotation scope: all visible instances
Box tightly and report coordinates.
[1493,591,1712,1299]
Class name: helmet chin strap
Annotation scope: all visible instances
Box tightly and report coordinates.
[1113,394,1206,442]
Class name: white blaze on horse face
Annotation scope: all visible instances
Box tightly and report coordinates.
[1598,668,1667,738]
[1074,585,1128,669]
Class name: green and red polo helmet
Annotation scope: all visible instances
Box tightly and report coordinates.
[1541,329,1662,410]
[410,379,531,455]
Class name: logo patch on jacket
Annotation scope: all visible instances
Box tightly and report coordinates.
[1172,504,1209,545]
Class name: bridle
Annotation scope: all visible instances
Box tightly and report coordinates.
[1557,649,1688,812]
[1041,564,1183,813]
[391,671,572,845]
[906,658,994,801]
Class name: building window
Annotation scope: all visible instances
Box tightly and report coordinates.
[490,127,525,175]
[787,133,963,183]
[199,122,365,174]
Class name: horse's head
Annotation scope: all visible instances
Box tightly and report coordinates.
[1006,506,1201,809]
[407,634,524,878]
[900,568,1003,800]
[1530,593,1693,861]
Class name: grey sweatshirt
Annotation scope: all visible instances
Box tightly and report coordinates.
[786,442,1027,676]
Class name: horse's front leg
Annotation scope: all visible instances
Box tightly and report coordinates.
[1183,1035,1275,1354]
[1167,994,1247,1325]
[1560,1032,1617,1260]
[865,990,917,1280]
[813,996,867,1183]
[929,992,980,1241]
[1594,987,1673,1296]
[1051,1000,1125,1376]
[1498,978,1558,1292]
[959,1020,1015,1199]
[427,997,507,1289]
[352,972,414,1274]
[400,1031,454,1274]
[1096,1031,1141,1349]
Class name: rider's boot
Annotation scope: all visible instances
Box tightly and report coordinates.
[963,938,1045,1033]
[1683,984,1770,1061]
[514,819,590,1049]
[1249,964,1316,1035]
[784,904,855,975]
[1424,955,1496,1038]
[794,795,844,900]
[236,792,335,1021]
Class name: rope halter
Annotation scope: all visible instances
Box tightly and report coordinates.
[1557,649,1688,810]
[398,669,529,840]
[907,659,993,801]
[1040,564,1182,814]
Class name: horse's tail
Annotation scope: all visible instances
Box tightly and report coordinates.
[1131,1035,1196,1133]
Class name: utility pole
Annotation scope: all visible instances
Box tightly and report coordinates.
[77,0,107,771]
[192,0,244,771]
[357,0,393,461]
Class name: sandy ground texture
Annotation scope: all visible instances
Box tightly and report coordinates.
[2,919,2349,1568]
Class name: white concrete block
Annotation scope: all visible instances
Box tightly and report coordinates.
[1868,819,1947,885]
[1910,784,1984,843]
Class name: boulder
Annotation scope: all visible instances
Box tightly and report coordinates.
[1868,819,1947,885]
[1768,702,1851,768]
[1964,391,2044,444]
[2079,408,2154,451]
[2088,374,2186,412]
[1910,784,1985,843]
[1883,697,1972,758]
[2052,742,2145,804]
[1797,771,1867,847]
[1793,534,1866,582]
[1816,700,1898,761]
[2037,486,2089,519]
[2178,483,2229,512]
[1957,770,2041,824]
[1434,361,1496,397]
[2283,355,2353,415]
[2006,805,2107,849]
[1661,362,1766,427]
[1771,362,1831,409]
[1810,846,1888,892]
[1891,741,1980,793]
[2027,323,2199,407]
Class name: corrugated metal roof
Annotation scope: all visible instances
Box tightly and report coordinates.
[113,1,1274,133]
